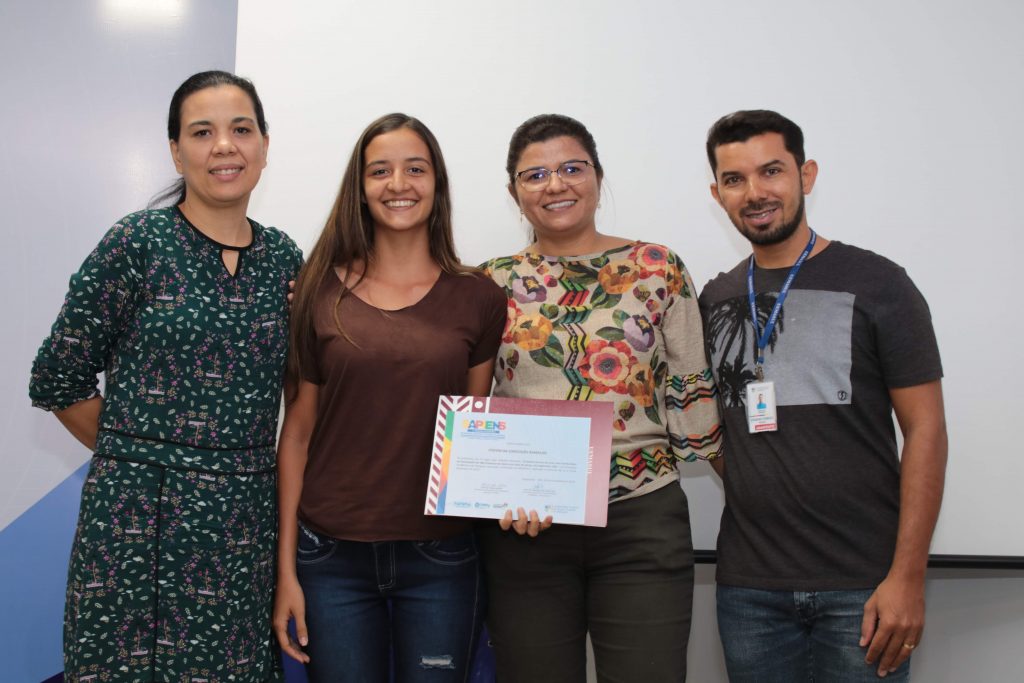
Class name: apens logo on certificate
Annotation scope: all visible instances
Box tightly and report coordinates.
[426,396,614,527]
[461,419,507,436]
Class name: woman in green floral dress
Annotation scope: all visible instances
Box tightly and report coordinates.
[29,71,301,683]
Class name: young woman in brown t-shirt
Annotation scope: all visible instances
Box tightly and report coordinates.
[273,114,506,682]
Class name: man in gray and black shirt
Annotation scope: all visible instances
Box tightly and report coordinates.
[699,109,947,682]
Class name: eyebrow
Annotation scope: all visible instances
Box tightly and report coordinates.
[518,158,590,172]
[719,159,787,178]
[186,116,257,128]
[366,156,432,167]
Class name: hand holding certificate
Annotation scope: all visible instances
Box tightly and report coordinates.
[424,396,613,526]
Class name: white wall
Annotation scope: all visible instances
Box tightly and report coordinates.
[236,0,1024,558]
[233,1,1024,679]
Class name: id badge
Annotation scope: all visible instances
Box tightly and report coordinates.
[745,381,778,433]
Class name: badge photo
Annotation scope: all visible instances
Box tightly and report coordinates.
[745,380,778,433]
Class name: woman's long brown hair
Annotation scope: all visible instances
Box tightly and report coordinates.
[287,113,470,399]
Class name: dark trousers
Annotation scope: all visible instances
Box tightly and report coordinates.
[478,483,694,683]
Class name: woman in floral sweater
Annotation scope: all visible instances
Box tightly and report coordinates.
[479,114,723,682]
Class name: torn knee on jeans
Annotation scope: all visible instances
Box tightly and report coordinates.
[419,654,455,669]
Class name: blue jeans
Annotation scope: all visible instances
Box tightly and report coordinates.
[717,585,910,682]
[296,522,485,683]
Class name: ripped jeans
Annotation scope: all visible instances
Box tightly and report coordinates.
[296,522,485,683]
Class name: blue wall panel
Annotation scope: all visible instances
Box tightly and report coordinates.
[0,464,87,682]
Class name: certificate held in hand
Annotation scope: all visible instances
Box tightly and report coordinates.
[424,396,613,527]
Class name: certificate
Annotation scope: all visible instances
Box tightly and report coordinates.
[424,396,613,526]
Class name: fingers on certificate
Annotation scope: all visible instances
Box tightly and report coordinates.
[500,507,554,537]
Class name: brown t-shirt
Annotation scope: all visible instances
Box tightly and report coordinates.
[299,269,507,541]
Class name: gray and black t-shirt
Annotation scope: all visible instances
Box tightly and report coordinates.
[699,241,942,591]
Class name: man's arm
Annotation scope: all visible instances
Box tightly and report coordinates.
[861,379,947,677]
[710,455,725,478]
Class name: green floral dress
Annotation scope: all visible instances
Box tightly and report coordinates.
[30,207,302,683]
[482,242,722,502]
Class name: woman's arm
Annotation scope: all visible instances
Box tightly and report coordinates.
[466,358,496,397]
[661,259,724,464]
[273,379,319,664]
[54,397,103,450]
[30,217,146,441]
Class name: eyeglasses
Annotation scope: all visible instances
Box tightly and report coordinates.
[514,160,594,192]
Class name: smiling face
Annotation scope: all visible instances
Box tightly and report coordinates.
[710,132,817,247]
[362,127,436,235]
[169,85,268,211]
[511,135,601,244]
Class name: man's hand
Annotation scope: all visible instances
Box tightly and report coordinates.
[861,574,925,677]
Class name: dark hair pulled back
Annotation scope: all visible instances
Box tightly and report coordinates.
[150,70,268,207]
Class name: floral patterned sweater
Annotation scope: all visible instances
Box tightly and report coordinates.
[482,241,722,503]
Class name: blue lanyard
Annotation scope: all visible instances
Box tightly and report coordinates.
[747,229,816,380]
